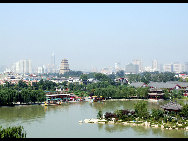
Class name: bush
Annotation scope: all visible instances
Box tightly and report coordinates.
[0,126,26,138]
[179,104,188,119]
[151,108,164,121]
[97,110,103,119]
[134,101,149,119]
[104,112,117,120]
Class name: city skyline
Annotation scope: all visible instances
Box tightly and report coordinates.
[1,3,188,71]
[2,57,188,74]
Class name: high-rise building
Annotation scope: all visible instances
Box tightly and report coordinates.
[51,51,55,66]
[163,64,173,72]
[125,63,139,74]
[49,51,56,73]
[114,62,121,72]
[101,67,113,75]
[152,59,158,72]
[59,59,70,74]
[132,59,143,72]
[37,66,44,74]
[12,59,32,74]
[172,63,184,73]
[184,62,188,72]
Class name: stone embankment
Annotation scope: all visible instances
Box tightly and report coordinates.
[79,118,188,131]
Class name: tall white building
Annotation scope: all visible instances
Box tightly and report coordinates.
[132,59,143,72]
[152,59,158,72]
[173,63,184,73]
[163,64,173,72]
[37,66,44,74]
[185,62,188,72]
[114,62,121,72]
[12,59,32,74]
[50,51,56,73]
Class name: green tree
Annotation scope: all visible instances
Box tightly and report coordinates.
[180,104,188,119]
[97,110,103,119]
[151,108,164,121]
[134,101,149,119]
[116,70,125,78]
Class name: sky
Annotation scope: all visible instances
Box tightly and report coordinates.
[0,3,188,71]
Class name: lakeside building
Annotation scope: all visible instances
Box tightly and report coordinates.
[59,59,70,74]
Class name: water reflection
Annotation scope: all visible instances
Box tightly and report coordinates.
[91,99,188,113]
[0,105,46,123]
[96,123,188,138]
[91,100,188,138]
[0,100,187,138]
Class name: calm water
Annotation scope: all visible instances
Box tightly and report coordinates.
[0,100,188,138]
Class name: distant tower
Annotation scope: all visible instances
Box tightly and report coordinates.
[51,51,56,73]
[115,62,121,72]
[59,59,70,74]
[51,51,55,66]
[152,59,158,72]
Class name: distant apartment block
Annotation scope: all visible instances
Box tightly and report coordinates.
[184,62,188,72]
[132,59,143,72]
[125,63,139,74]
[114,62,121,72]
[101,67,113,75]
[152,59,159,72]
[163,64,173,72]
[12,59,32,74]
[173,63,184,73]
[59,59,70,74]
[37,66,44,74]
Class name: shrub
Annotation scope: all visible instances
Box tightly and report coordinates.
[151,108,164,121]
[104,112,117,120]
[97,110,103,119]
[0,126,26,138]
[179,104,188,119]
[134,101,149,119]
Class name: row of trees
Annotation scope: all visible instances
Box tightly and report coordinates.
[93,86,149,99]
[126,72,179,84]
[0,88,45,106]
[1,79,58,91]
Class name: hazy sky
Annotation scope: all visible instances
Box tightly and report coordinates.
[0,3,188,71]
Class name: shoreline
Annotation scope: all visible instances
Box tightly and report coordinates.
[106,98,162,102]
[80,118,188,131]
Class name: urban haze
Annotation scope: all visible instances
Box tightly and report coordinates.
[0,3,188,73]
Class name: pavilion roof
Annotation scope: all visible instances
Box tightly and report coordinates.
[160,101,182,111]
[129,82,146,88]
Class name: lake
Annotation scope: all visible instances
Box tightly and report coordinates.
[0,100,188,138]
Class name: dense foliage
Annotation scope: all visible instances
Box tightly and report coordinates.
[126,72,179,84]
[101,101,188,124]
[0,71,184,106]
[134,101,149,119]
[0,126,26,138]
[0,80,46,106]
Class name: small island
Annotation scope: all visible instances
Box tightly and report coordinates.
[80,101,188,131]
